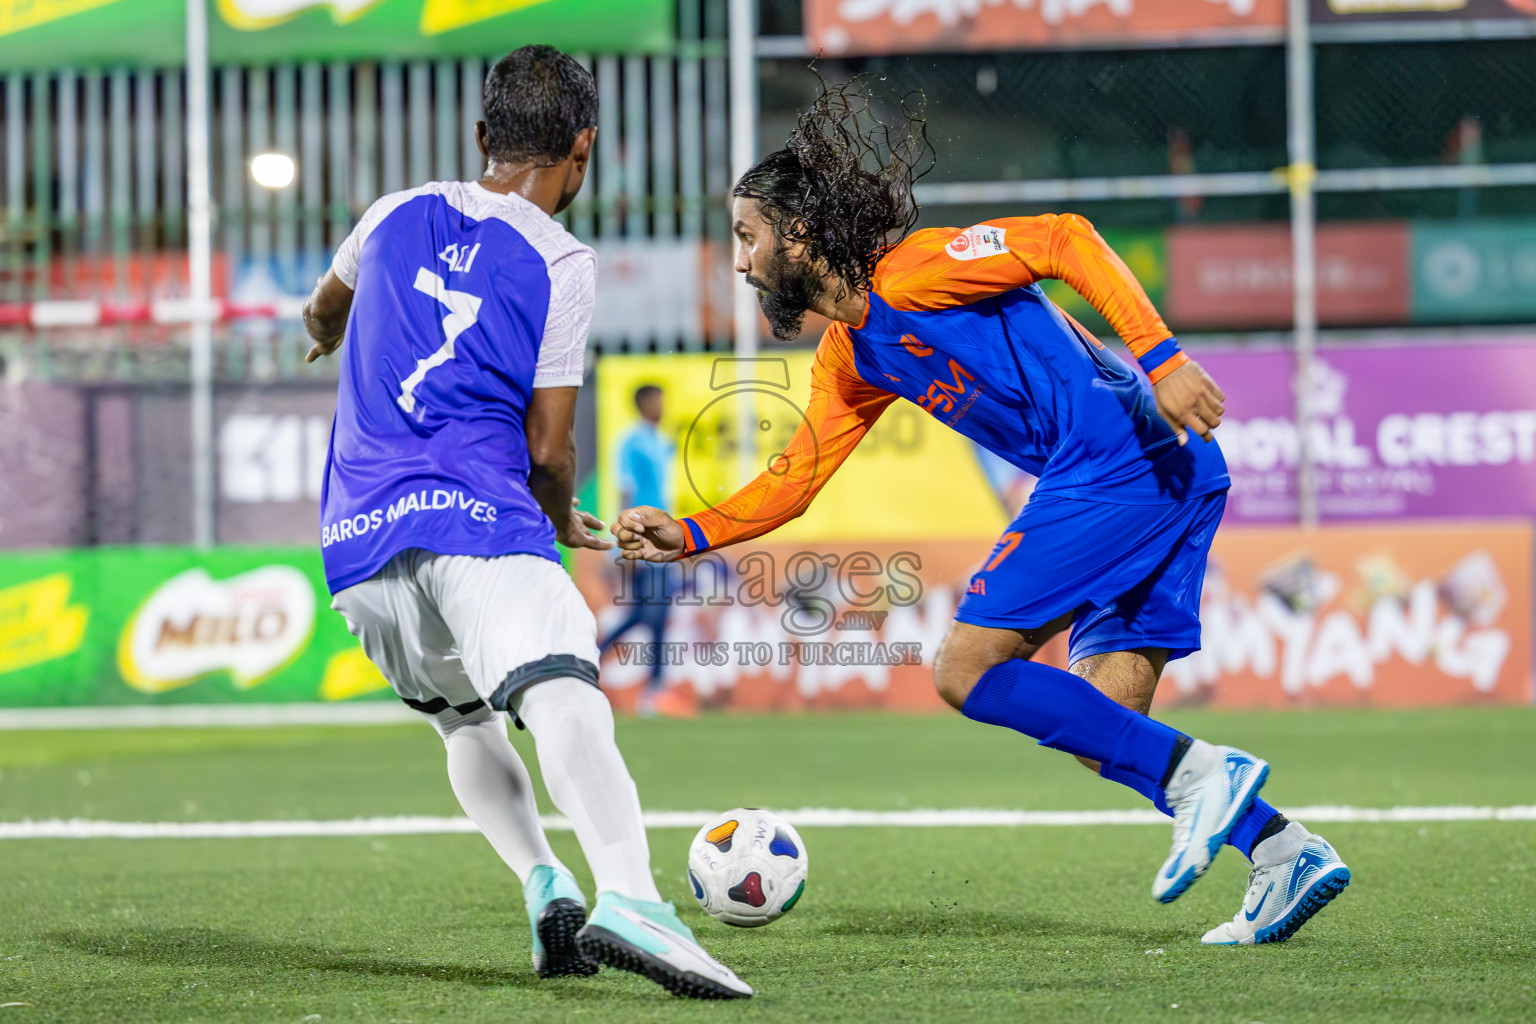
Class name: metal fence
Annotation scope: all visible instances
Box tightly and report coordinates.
[0,4,739,374]
[5,17,1534,374]
[2,2,1536,543]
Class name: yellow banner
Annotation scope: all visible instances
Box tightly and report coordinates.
[0,0,120,37]
[0,573,89,675]
[595,352,1008,545]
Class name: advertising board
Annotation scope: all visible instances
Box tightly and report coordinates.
[1206,340,1536,522]
[0,547,389,707]
[1164,521,1533,708]
[0,0,671,70]
[574,521,1534,713]
[1166,223,1412,329]
[804,0,1286,56]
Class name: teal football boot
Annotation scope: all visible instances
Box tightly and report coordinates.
[524,864,598,978]
[577,893,752,998]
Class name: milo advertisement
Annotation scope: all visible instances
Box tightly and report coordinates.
[0,547,388,707]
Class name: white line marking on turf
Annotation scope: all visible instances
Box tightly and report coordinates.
[0,703,419,731]
[1,806,1533,840]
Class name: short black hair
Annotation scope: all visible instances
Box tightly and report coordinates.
[483,45,598,164]
[634,384,662,407]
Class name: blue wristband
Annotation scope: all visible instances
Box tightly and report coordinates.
[681,516,709,554]
[1137,337,1182,376]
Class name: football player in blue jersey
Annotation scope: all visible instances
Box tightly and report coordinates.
[302,45,750,999]
[613,77,1349,946]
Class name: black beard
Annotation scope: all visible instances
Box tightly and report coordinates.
[749,247,825,341]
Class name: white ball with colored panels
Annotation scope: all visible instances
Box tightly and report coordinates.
[686,808,808,927]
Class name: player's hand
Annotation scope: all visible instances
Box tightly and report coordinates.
[1152,359,1225,445]
[610,506,686,562]
[303,273,348,362]
[557,499,614,551]
[304,337,342,363]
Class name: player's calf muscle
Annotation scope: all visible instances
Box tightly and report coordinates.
[1069,649,1166,716]
[1067,648,1167,772]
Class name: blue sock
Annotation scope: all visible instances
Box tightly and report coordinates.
[1104,761,1282,858]
[961,660,1186,789]
[1100,762,1173,816]
[1226,799,1284,858]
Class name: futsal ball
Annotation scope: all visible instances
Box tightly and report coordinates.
[686,808,808,927]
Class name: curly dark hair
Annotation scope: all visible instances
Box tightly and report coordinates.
[734,74,933,300]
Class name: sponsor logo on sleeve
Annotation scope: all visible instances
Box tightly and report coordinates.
[945,225,1009,261]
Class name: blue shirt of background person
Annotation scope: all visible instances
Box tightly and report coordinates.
[617,384,673,510]
[602,384,678,711]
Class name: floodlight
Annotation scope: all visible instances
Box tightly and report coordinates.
[249,152,296,190]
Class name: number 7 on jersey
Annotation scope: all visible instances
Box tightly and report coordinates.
[397,267,483,414]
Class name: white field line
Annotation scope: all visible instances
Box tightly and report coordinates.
[0,703,419,730]
[2,805,1534,840]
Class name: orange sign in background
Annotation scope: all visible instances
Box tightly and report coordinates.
[805,0,1286,57]
[575,539,974,715]
[578,522,1533,713]
[1161,522,1534,708]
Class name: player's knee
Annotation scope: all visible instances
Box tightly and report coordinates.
[430,703,500,744]
[516,677,614,738]
[1068,649,1162,716]
[932,641,985,711]
[933,622,1030,711]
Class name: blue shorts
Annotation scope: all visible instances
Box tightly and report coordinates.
[954,490,1227,665]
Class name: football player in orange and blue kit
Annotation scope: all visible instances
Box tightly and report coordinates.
[614,83,1349,945]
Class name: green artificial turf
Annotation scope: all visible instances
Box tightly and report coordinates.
[2,708,1534,1022]
[3,707,1534,821]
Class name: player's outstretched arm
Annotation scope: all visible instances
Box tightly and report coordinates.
[527,386,614,551]
[631,329,896,559]
[302,270,354,362]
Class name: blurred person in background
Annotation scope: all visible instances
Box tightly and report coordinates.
[300,44,749,999]
[612,75,1349,949]
[599,384,694,717]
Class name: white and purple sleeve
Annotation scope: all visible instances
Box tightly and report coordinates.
[330,188,424,288]
[330,218,367,289]
[533,249,595,389]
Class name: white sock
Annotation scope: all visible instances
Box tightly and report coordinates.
[1252,820,1309,867]
[441,715,563,885]
[516,678,663,903]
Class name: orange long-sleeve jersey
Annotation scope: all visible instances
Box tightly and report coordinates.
[676,214,1227,555]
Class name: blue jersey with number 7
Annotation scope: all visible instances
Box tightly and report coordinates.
[319,181,594,594]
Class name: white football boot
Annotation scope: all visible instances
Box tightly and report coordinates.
[1153,740,1269,903]
[577,892,752,999]
[1202,824,1351,945]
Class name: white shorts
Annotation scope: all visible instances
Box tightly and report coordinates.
[331,549,601,724]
